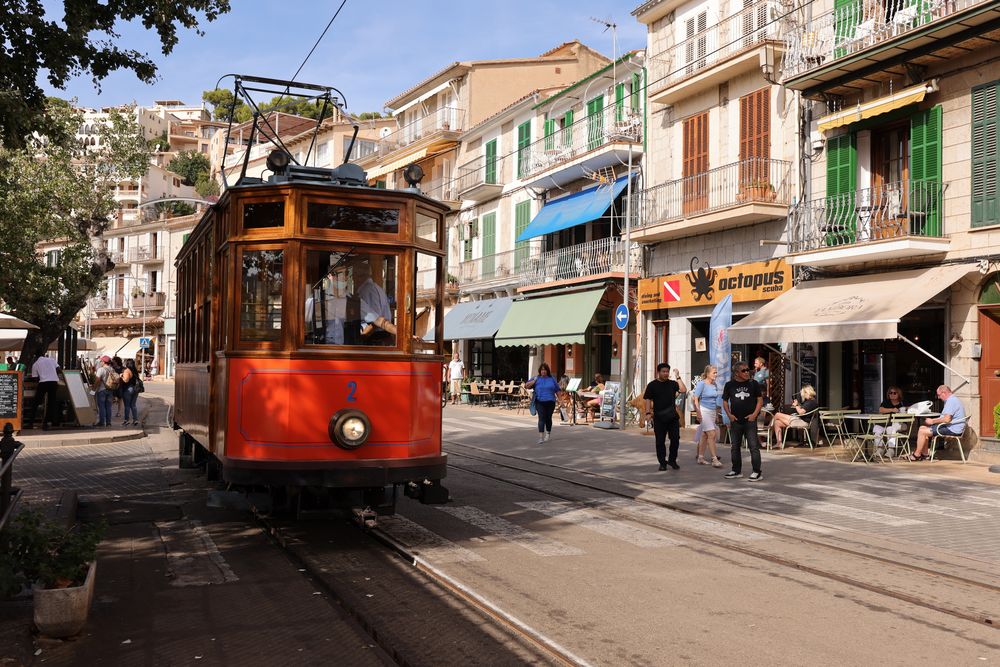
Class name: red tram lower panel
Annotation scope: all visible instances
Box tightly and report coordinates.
[217,357,446,487]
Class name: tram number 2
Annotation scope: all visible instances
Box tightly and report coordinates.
[347,381,358,402]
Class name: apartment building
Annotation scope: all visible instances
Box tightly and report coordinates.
[723,0,1000,454]
[632,0,796,399]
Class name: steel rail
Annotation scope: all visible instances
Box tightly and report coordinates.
[443,441,1000,629]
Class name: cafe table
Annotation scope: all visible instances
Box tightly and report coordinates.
[841,412,940,462]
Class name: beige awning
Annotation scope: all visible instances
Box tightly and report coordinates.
[817,80,938,134]
[365,147,433,181]
[728,264,976,344]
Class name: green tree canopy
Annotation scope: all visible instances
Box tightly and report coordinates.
[0,101,151,364]
[0,0,231,149]
[202,88,335,123]
[168,150,211,186]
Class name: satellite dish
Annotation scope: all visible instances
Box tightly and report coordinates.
[379,127,391,138]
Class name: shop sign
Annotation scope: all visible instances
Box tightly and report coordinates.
[638,257,790,311]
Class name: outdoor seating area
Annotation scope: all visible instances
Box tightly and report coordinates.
[453,379,617,424]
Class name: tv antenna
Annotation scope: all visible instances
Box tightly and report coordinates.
[590,16,619,86]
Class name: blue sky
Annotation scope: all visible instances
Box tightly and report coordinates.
[42,1,647,114]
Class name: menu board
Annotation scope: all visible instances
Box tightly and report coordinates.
[0,371,22,432]
[62,371,95,427]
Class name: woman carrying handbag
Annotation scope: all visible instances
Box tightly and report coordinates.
[525,363,559,444]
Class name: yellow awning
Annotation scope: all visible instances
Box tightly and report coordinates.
[817,80,938,134]
[364,148,432,181]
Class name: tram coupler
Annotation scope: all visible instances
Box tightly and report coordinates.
[404,479,450,505]
[352,506,378,530]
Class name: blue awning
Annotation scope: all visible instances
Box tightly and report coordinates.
[442,297,514,340]
[516,175,632,243]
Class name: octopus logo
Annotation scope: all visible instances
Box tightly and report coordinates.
[813,296,865,318]
[687,257,717,302]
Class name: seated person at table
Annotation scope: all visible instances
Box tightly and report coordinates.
[874,385,905,457]
[585,373,605,416]
[771,385,818,445]
[557,375,572,422]
[910,385,966,461]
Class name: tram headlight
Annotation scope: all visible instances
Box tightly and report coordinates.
[328,409,371,450]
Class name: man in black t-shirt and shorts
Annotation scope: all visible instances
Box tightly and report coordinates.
[644,363,688,471]
[722,362,764,481]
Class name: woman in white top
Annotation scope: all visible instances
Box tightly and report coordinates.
[691,365,724,468]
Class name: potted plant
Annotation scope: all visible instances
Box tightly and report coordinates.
[737,178,777,202]
[0,510,104,638]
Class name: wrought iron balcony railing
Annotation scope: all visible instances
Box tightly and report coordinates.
[631,158,792,228]
[455,155,507,194]
[131,292,167,309]
[132,245,164,262]
[518,237,640,286]
[782,0,985,80]
[420,177,458,202]
[788,179,945,253]
[460,247,538,285]
[519,106,643,180]
[649,0,781,91]
[361,107,466,162]
[93,295,126,311]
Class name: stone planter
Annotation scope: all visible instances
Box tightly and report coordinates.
[33,561,96,638]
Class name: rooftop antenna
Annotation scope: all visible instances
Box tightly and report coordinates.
[590,16,619,82]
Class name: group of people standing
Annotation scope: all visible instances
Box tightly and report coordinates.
[93,355,142,427]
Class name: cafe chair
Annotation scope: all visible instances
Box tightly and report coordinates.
[819,410,846,447]
[885,413,915,461]
[853,415,890,463]
[930,419,968,463]
[781,407,820,450]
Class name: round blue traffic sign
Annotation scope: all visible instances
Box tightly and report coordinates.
[614,304,629,330]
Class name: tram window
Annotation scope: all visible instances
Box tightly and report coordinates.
[415,210,438,245]
[243,202,285,230]
[413,252,439,354]
[304,249,397,347]
[240,249,284,342]
[306,203,399,234]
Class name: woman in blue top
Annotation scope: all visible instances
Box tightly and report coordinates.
[691,364,723,467]
[525,363,560,443]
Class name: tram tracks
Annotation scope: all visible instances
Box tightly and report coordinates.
[442,440,1000,632]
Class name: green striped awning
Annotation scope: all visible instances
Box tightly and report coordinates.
[494,289,604,347]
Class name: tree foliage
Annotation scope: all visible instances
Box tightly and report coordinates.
[168,150,211,186]
[0,0,231,149]
[0,101,151,364]
[202,88,334,123]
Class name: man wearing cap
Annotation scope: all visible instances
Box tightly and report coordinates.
[93,356,115,427]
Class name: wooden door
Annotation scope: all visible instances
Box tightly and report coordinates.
[979,307,1000,436]
[683,112,709,215]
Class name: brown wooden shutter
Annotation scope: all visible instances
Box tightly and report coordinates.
[683,112,709,214]
[739,88,770,183]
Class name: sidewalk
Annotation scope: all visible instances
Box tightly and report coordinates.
[0,383,392,666]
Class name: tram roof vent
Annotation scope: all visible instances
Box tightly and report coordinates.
[329,162,367,186]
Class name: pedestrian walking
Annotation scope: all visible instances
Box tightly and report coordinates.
[525,363,559,443]
[692,365,723,468]
[723,362,764,481]
[121,358,140,426]
[30,354,61,430]
[644,363,687,471]
[93,355,115,427]
[447,351,465,405]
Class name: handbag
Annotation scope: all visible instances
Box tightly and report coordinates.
[136,377,145,394]
[529,393,537,416]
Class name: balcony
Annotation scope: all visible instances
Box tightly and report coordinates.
[419,177,461,210]
[93,295,126,313]
[518,237,640,288]
[631,158,792,242]
[456,156,505,201]
[786,180,949,266]
[521,107,643,189]
[781,0,1000,96]
[132,245,164,263]
[132,292,167,310]
[648,0,783,105]
[461,247,540,290]
[357,107,466,173]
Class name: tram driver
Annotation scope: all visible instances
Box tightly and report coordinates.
[352,257,396,345]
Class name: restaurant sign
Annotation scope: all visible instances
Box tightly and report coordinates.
[638,257,790,311]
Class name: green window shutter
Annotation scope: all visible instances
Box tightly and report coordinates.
[833,0,858,59]
[562,110,574,147]
[481,212,496,277]
[485,139,498,185]
[516,121,531,178]
[375,180,386,189]
[463,219,473,261]
[631,72,641,112]
[910,105,943,235]
[514,200,531,270]
[972,82,1000,228]
[182,233,191,245]
[615,83,626,122]
[543,119,557,151]
[825,133,857,245]
[587,95,604,150]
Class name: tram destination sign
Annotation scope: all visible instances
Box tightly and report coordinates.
[639,258,790,311]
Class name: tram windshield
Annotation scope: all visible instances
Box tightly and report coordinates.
[304,249,398,347]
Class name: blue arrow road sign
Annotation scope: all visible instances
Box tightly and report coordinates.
[614,304,629,330]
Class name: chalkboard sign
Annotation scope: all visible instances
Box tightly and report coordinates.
[0,371,22,432]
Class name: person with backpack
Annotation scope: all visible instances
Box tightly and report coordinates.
[93,356,117,427]
[121,358,140,426]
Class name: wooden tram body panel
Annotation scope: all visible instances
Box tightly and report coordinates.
[174,175,449,490]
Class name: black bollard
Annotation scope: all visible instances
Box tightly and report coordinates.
[0,422,23,519]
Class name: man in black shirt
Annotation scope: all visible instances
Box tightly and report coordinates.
[722,362,764,480]
[644,363,687,471]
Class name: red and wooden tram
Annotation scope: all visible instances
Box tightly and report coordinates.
[174,155,449,516]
